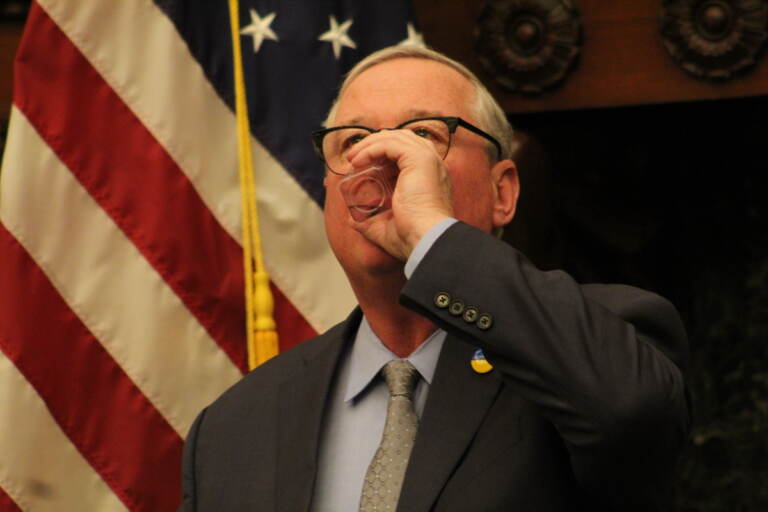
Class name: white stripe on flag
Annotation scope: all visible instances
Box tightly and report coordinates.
[0,353,128,512]
[1,107,242,436]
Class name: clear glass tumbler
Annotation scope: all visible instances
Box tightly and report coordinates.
[338,162,398,221]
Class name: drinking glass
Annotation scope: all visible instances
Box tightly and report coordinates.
[338,162,398,221]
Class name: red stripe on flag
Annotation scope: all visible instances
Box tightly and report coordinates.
[0,486,22,512]
[271,283,318,352]
[0,222,183,511]
[14,4,249,372]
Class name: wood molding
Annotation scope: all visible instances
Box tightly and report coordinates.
[413,0,768,113]
[3,2,767,121]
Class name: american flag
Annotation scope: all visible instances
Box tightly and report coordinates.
[0,1,421,510]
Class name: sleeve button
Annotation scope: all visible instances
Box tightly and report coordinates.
[434,292,451,309]
[462,307,479,323]
[448,299,465,316]
[477,314,493,330]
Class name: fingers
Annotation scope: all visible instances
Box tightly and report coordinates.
[343,129,454,259]
[346,130,437,171]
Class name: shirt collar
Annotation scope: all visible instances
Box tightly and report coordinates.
[344,316,445,403]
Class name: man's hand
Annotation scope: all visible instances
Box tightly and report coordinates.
[345,130,454,261]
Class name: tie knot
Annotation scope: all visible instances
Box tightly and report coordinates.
[382,360,418,398]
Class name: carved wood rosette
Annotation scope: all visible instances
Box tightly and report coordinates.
[661,0,768,79]
[475,0,582,95]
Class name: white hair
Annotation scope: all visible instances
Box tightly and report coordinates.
[324,45,514,162]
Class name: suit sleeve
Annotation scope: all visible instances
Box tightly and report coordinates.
[400,221,689,510]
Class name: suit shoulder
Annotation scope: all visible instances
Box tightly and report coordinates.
[581,283,688,368]
[205,317,354,415]
[580,283,682,332]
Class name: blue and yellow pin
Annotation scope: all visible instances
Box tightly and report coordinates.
[471,348,493,374]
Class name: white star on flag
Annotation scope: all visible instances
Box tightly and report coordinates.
[318,15,356,59]
[240,9,278,53]
[399,23,425,48]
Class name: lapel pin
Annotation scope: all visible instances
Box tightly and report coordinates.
[470,348,493,374]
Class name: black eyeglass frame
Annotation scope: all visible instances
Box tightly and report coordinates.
[312,116,503,175]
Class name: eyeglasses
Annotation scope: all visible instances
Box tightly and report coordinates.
[312,116,502,175]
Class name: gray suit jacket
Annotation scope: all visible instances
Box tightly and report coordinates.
[180,222,689,511]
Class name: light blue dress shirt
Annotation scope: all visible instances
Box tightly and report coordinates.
[311,217,457,511]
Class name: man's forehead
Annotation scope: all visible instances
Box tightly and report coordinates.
[339,109,447,127]
[334,58,474,126]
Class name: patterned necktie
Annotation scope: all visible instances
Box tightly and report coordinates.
[358,359,420,512]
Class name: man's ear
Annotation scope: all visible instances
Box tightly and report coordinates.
[491,159,520,229]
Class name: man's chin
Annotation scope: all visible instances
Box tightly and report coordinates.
[329,231,406,282]
[344,242,405,281]
[367,260,405,279]
[361,247,404,275]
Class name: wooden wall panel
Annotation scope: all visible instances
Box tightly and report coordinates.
[2,2,766,120]
[413,0,768,113]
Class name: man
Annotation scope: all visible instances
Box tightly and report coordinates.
[180,46,689,511]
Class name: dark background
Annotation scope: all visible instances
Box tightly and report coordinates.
[505,97,768,509]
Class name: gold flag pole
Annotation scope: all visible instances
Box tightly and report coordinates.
[228,0,279,370]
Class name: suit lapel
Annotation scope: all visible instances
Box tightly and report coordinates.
[275,311,360,512]
[397,336,503,512]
